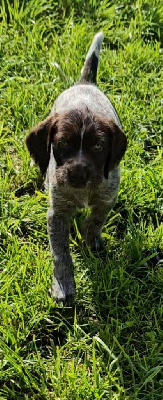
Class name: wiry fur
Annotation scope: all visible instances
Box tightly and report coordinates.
[26,33,127,303]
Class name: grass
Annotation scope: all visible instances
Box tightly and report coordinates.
[0,0,163,398]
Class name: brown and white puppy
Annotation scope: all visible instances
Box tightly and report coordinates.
[26,32,127,303]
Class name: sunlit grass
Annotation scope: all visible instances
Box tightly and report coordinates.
[0,0,163,399]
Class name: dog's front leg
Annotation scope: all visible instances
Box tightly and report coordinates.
[82,203,113,252]
[83,190,118,252]
[47,207,75,302]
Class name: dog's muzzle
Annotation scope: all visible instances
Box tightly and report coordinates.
[68,162,90,188]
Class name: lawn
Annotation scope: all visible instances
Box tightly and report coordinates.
[0,0,163,399]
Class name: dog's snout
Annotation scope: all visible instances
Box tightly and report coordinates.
[68,163,90,187]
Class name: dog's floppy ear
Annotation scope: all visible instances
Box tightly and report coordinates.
[26,114,58,174]
[104,121,127,179]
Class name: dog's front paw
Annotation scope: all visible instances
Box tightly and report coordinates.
[81,221,106,253]
[48,276,75,304]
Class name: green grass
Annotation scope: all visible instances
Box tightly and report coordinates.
[0,0,163,398]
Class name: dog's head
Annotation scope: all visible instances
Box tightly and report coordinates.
[26,108,127,188]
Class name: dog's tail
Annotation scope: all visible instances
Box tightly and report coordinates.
[79,32,104,84]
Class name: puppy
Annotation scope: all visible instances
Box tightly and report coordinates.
[26,32,127,302]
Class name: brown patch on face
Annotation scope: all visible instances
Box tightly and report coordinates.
[82,114,127,179]
[51,109,106,187]
[52,110,83,168]
[26,108,127,186]
[51,109,92,187]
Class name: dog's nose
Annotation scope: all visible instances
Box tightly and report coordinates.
[68,163,90,187]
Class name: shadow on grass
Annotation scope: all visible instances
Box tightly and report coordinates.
[25,307,75,358]
[14,175,44,197]
[35,203,162,334]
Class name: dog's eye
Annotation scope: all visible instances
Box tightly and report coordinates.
[93,142,103,151]
[60,140,68,148]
